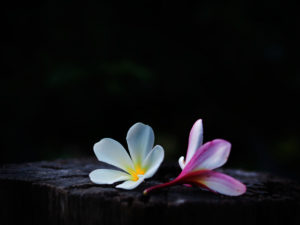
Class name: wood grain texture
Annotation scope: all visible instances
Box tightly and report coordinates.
[0,158,299,225]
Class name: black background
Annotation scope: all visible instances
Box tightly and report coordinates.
[1,1,299,180]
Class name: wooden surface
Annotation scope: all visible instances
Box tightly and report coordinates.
[0,158,299,225]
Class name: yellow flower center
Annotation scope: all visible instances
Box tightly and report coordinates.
[129,165,145,181]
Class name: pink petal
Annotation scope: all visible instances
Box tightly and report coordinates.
[182,170,246,196]
[143,170,246,196]
[183,139,231,173]
[185,119,204,164]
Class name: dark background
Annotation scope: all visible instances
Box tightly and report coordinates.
[1,1,299,180]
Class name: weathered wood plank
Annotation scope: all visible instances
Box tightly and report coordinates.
[0,158,299,225]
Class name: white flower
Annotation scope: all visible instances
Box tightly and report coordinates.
[89,122,165,190]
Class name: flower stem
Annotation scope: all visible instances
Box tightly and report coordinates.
[143,179,180,195]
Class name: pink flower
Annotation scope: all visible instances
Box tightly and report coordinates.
[143,119,247,196]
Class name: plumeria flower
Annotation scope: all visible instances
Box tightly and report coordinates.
[144,119,246,196]
[89,122,164,190]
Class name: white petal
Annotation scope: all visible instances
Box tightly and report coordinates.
[143,145,164,179]
[93,138,134,172]
[178,156,185,170]
[186,119,203,164]
[126,122,154,166]
[89,169,130,184]
[115,175,145,190]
